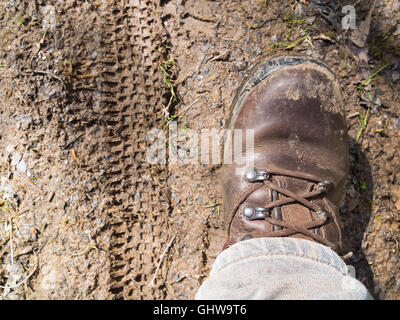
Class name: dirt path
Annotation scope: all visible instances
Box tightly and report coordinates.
[0,0,399,300]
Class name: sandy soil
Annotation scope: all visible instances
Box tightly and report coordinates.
[0,0,399,299]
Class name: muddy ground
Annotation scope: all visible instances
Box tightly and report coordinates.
[0,0,399,300]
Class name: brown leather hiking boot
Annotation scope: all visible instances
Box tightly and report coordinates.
[222,55,349,254]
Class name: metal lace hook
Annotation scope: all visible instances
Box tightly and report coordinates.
[243,206,269,220]
[245,169,270,182]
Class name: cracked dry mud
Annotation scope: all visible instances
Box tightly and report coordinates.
[0,0,399,299]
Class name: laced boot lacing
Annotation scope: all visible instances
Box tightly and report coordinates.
[225,168,339,250]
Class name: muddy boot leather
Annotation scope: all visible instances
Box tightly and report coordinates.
[223,55,349,253]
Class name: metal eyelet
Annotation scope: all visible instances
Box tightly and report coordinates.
[243,206,269,220]
[245,169,270,182]
[317,181,334,193]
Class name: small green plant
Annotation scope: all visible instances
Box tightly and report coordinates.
[369,31,399,62]
[16,16,25,27]
[160,54,177,104]
[40,222,47,235]
[0,198,9,212]
[204,201,222,215]
[283,13,313,39]
[357,64,389,91]
[272,33,310,49]
[283,14,307,29]
[162,112,184,129]
[360,182,367,191]
[356,108,369,142]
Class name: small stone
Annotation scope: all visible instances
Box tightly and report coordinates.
[11,152,22,166]
[6,145,14,153]
[16,160,28,173]
[392,71,400,82]
[171,193,180,204]
[47,191,55,202]
[40,265,58,291]
[47,88,58,98]
[196,195,203,204]
[394,118,400,133]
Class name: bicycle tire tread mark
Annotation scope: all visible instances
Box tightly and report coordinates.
[99,0,171,299]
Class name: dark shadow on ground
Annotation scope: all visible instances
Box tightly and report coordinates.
[341,137,376,298]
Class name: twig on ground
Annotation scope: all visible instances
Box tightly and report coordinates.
[63,134,84,150]
[164,96,203,127]
[149,235,176,287]
[171,273,189,284]
[14,88,27,105]
[13,170,42,194]
[27,70,65,89]
[9,219,14,265]
[312,34,359,64]
[186,12,217,24]
[0,251,38,290]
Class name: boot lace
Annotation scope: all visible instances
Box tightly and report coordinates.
[225,168,339,249]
